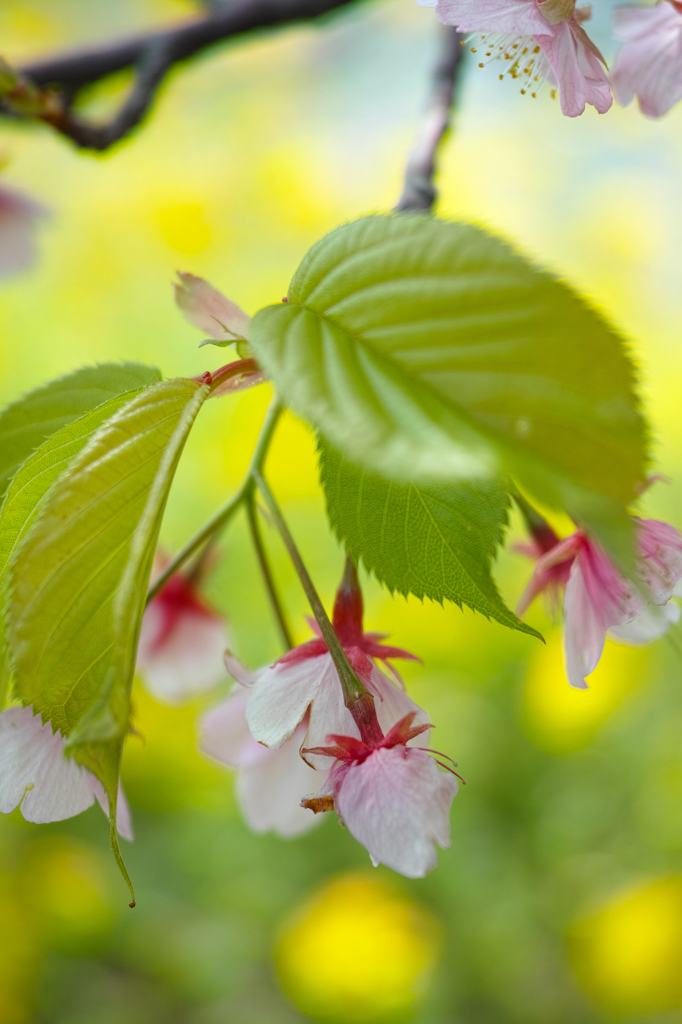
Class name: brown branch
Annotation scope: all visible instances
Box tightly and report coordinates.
[6,0,362,150]
[395,25,464,214]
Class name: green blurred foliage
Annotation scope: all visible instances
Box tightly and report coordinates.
[2,0,682,1022]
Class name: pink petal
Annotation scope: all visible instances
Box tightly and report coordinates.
[609,599,681,645]
[137,609,228,704]
[224,652,258,687]
[246,654,337,749]
[562,546,642,688]
[0,184,47,278]
[237,719,329,837]
[174,271,251,341]
[612,1,682,117]
[636,518,682,604]
[335,747,458,878]
[538,20,612,116]
[436,0,552,35]
[0,706,98,823]
[517,533,579,615]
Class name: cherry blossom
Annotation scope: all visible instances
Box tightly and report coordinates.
[200,685,328,837]
[303,713,459,878]
[428,0,612,117]
[0,182,47,277]
[517,517,682,688]
[137,559,228,704]
[0,705,133,838]
[231,563,427,769]
[611,0,682,117]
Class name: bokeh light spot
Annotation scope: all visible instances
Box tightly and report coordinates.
[22,837,114,946]
[157,202,212,254]
[275,872,441,1023]
[522,630,648,754]
[569,876,682,1013]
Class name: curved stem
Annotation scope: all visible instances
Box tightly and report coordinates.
[145,396,283,604]
[252,467,368,707]
[246,494,294,651]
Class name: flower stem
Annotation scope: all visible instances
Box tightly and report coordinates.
[245,493,294,651]
[252,467,369,708]
[146,397,283,604]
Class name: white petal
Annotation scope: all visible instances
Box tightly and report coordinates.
[336,747,457,879]
[237,720,328,837]
[370,665,430,743]
[0,706,96,822]
[247,654,334,749]
[224,651,258,687]
[609,600,681,646]
[562,561,611,689]
[92,779,135,841]
[200,686,266,768]
[304,666,359,769]
[174,271,251,340]
[138,613,228,704]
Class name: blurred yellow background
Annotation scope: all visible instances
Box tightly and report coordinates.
[1,0,682,1021]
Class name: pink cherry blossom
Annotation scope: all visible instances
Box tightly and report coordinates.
[431,0,612,117]
[303,713,459,878]
[200,685,328,837]
[0,705,133,838]
[517,517,682,688]
[174,271,251,343]
[137,560,228,704]
[0,183,47,278]
[233,566,427,768]
[611,1,682,117]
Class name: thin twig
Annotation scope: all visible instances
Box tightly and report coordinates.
[8,0,363,150]
[252,467,368,707]
[246,493,294,651]
[146,491,244,604]
[395,25,464,214]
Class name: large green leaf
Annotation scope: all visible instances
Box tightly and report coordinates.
[319,437,541,639]
[250,215,646,557]
[0,392,145,708]
[0,362,162,501]
[7,378,209,894]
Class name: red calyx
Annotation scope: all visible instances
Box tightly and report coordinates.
[304,711,429,766]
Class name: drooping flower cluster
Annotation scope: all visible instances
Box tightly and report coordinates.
[517,513,682,687]
[201,561,459,874]
[417,0,682,119]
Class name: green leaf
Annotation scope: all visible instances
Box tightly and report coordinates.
[0,391,145,709]
[7,378,209,896]
[319,437,541,639]
[0,362,162,501]
[250,215,647,559]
